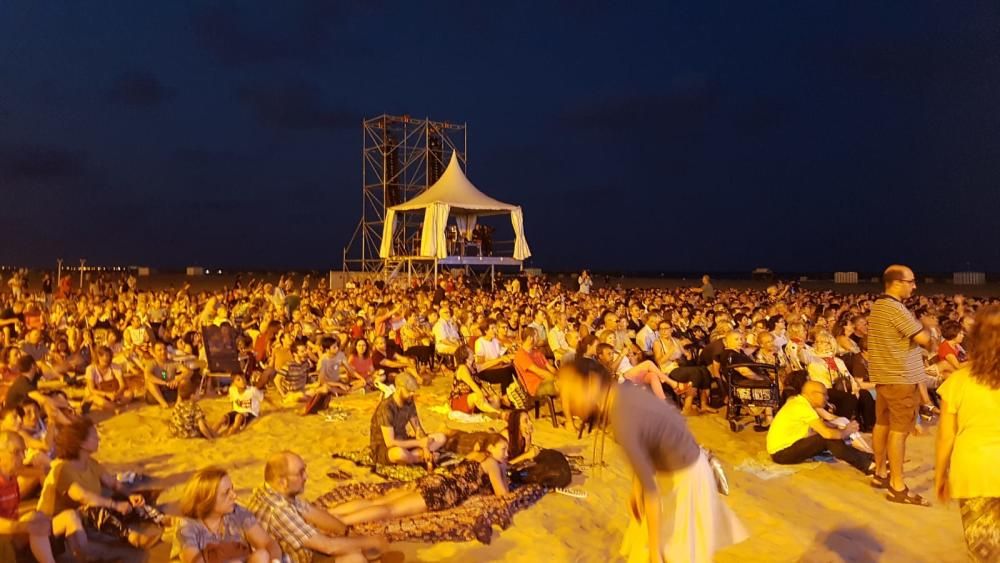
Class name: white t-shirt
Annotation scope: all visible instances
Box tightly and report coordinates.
[229,386,263,417]
[318,352,347,384]
[475,338,505,370]
[635,326,656,355]
[766,395,820,454]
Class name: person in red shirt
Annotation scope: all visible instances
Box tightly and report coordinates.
[936,320,969,377]
[513,328,558,398]
[0,430,56,563]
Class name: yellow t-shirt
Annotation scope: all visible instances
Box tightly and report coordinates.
[766,395,820,455]
[938,367,1000,498]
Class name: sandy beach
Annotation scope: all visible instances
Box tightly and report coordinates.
[86,373,965,563]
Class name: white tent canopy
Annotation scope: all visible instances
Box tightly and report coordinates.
[379,152,531,260]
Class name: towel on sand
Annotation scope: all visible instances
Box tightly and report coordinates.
[315,481,546,544]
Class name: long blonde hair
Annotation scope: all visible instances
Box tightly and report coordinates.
[180,466,228,519]
[967,305,1000,389]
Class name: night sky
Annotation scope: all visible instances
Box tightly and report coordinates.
[2,2,999,274]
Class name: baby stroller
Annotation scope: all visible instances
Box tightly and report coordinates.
[723,362,780,432]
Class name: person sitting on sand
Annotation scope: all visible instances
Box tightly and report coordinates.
[37,417,163,553]
[331,433,511,526]
[83,345,131,412]
[0,406,49,497]
[169,380,215,439]
[172,466,281,563]
[370,373,447,466]
[248,451,387,563]
[308,336,353,397]
[372,335,423,385]
[215,374,263,436]
[144,341,193,409]
[347,338,378,390]
[19,400,54,472]
[275,339,313,399]
[767,381,875,475]
[0,430,56,563]
[4,355,50,411]
[449,345,502,415]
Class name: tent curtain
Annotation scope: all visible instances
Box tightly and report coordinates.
[454,214,477,241]
[419,203,451,259]
[510,207,532,260]
[379,209,397,258]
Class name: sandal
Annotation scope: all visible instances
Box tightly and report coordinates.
[870,474,890,489]
[886,486,930,507]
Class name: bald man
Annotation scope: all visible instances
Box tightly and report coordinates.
[767,381,874,475]
[868,264,933,506]
[247,451,386,563]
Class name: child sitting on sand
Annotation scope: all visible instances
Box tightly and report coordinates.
[168,381,214,439]
[215,374,263,436]
[302,337,356,415]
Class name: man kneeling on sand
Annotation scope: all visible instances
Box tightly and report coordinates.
[248,451,387,563]
[767,381,874,475]
[370,373,447,467]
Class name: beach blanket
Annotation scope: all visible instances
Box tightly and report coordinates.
[428,404,494,424]
[734,452,823,480]
[315,481,546,544]
[330,449,430,482]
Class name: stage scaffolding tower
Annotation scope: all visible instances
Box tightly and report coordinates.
[343,114,467,272]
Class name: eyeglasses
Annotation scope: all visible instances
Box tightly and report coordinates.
[899,279,916,285]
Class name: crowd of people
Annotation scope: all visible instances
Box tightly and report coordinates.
[0,265,996,562]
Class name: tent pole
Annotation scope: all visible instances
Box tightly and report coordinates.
[434,259,438,287]
[491,264,495,291]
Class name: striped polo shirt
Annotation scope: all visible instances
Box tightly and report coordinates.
[868,296,924,385]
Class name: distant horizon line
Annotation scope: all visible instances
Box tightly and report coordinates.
[1,264,996,280]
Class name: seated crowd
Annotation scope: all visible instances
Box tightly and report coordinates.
[0,268,989,560]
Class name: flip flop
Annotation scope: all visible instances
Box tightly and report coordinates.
[886,486,930,507]
[555,487,588,499]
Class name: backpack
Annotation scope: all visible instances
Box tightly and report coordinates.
[510,449,572,488]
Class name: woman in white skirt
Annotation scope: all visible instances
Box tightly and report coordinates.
[559,357,747,563]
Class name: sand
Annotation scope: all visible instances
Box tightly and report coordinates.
[91,377,966,563]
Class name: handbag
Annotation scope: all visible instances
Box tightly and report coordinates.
[506,382,529,410]
[510,448,572,488]
[201,541,251,563]
[702,447,730,496]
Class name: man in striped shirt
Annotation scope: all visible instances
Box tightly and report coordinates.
[868,265,933,506]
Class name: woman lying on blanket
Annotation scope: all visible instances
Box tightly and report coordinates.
[444,409,539,465]
[330,434,511,526]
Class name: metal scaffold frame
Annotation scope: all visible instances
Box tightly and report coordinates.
[343,114,467,272]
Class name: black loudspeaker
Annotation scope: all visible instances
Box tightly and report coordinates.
[427,134,444,186]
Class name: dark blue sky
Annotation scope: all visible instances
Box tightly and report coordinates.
[1,2,998,273]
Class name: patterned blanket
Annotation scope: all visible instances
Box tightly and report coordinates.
[315,481,546,544]
[330,449,430,481]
